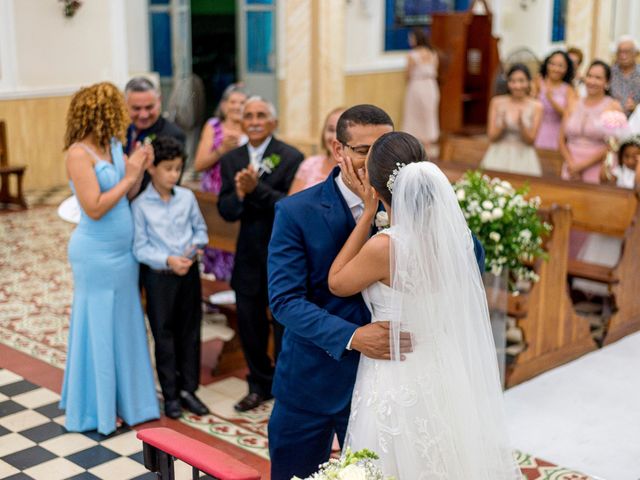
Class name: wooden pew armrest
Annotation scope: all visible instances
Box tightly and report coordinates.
[568,259,618,284]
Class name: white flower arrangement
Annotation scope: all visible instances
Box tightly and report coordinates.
[259,153,281,176]
[375,211,389,229]
[292,448,394,480]
[453,171,551,292]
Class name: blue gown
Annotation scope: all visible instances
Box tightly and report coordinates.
[60,140,159,435]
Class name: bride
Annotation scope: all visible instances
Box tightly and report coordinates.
[328,132,521,479]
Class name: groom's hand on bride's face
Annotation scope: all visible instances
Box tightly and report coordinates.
[351,321,413,360]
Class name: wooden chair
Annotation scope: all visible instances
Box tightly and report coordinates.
[536,148,564,178]
[439,135,490,167]
[0,120,27,209]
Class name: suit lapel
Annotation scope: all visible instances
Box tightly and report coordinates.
[235,145,250,170]
[258,137,277,179]
[321,167,355,250]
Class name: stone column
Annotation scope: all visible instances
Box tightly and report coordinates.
[567,0,614,65]
[278,0,345,153]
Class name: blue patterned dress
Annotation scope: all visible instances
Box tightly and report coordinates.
[60,140,159,435]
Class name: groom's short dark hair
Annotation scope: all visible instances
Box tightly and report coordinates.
[336,104,394,144]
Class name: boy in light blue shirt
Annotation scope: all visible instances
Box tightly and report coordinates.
[132,136,209,419]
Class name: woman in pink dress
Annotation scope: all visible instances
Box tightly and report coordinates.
[193,83,248,280]
[288,107,345,195]
[560,60,623,262]
[559,60,622,184]
[533,50,577,150]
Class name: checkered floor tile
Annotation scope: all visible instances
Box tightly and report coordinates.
[0,369,214,480]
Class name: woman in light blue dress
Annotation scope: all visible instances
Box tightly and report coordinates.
[60,82,159,435]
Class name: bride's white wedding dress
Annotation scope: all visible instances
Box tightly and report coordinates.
[344,163,521,480]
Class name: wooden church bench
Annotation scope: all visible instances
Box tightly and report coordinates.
[438,161,640,351]
[0,120,28,209]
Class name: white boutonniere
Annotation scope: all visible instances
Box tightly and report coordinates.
[259,153,281,176]
[375,211,389,230]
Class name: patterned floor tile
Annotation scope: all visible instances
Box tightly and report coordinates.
[1,445,57,470]
[3,472,33,480]
[87,457,148,480]
[33,402,64,419]
[0,370,22,387]
[0,410,50,433]
[40,433,99,457]
[99,431,142,457]
[11,387,59,409]
[65,445,121,470]
[19,420,68,443]
[66,472,102,480]
[23,457,85,480]
[0,432,36,457]
[0,400,26,417]
[0,459,20,478]
[0,380,39,397]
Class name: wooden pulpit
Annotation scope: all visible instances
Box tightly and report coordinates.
[431,0,500,134]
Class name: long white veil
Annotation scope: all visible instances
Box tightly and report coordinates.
[385,162,521,479]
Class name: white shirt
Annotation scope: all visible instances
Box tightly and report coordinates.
[335,172,364,351]
[247,136,273,170]
[335,173,364,221]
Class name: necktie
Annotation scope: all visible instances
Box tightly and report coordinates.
[250,151,260,171]
[353,203,364,222]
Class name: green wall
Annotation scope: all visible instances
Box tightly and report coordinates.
[191,0,235,16]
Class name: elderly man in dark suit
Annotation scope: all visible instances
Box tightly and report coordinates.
[217,96,303,412]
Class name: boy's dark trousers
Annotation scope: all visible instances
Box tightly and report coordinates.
[141,262,202,402]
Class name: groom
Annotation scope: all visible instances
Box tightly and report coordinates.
[267,105,485,480]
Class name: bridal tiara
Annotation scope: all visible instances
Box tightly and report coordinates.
[386,162,407,194]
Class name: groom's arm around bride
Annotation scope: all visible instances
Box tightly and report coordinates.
[266,105,403,480]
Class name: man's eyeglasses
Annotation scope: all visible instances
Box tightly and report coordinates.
[341,142,371,157]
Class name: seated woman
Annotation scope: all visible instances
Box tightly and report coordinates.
[481,64,543,176]
[532,50,576,150]
[288,107,345,195]
[193,83,247,280]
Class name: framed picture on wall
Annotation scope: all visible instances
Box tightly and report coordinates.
[394,0,455,26]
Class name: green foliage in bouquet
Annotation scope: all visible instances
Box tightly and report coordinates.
[292,448,394,480]
[453,170,552,292]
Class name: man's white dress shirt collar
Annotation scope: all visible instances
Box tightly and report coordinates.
[335,173,364,221]
[247,136,273,170]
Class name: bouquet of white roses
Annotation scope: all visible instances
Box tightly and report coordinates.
[292,448,394,480]
[600,110,630,174]
[453,171,551,292]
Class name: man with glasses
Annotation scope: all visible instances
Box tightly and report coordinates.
[266,105,397,480]
[611,35,640,117]
[268,104,485,479]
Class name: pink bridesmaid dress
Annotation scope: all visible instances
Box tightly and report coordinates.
[562,97,610,184]
[535,82,568,150]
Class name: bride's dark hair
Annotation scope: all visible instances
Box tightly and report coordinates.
[367,131,428,204]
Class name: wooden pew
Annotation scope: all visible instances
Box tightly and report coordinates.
[439,135,564,178]
[438,161,640,351]
[193,190,239,253]
[504,205,597,386]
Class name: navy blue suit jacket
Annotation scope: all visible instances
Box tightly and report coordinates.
[268,167,485,416]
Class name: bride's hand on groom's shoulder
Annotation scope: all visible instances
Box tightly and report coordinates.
[351,321,413,360]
